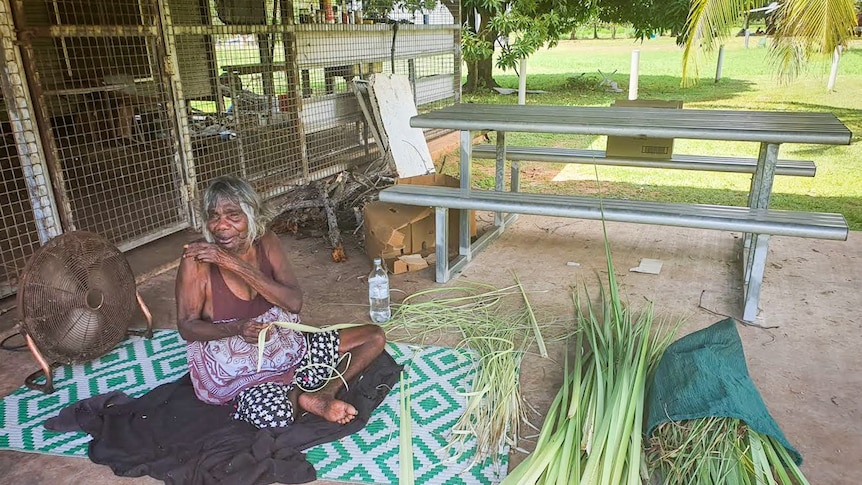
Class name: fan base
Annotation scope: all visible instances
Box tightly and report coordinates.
[24,364,62,394]
[21,291,154,394]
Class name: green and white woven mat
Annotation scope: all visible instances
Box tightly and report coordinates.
[0,330,508,484]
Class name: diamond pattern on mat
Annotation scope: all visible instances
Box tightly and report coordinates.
[307,343,508,485]
[0,333,509,484]
[0,330,187,455]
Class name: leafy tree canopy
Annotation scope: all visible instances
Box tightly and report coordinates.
[463,0,595,71]
[598,0,690,39]
[460,0,858,87]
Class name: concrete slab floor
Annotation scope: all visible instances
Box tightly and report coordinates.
[1,215,859,485]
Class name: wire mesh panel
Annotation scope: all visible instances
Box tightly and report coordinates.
[13,0,188,250]
[292,2,460,175]
[0,0,460,298]
[0,114,43,297]
[171,0,313,201]
[0,0,61,298]
[170,0,459,203]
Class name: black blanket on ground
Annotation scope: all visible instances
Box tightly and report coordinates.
[65,351,401,485]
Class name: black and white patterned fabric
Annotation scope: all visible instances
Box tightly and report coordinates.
[233,381,294,428]
[295,330,341,392]
[232,330,341,429]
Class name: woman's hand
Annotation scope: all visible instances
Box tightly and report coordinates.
[183,242,237,269]
[239,320,270,344]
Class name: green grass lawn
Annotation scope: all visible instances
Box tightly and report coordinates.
[446,37,862,230]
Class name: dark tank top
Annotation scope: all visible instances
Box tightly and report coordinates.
[210,240,275,322]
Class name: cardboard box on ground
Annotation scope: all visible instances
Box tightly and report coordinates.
[364,174,477,274]
[606,99,683,160]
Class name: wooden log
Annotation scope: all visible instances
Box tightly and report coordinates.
[318,182,347,262]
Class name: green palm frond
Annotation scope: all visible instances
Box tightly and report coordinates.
[769,0,857,82]
[681,0,858,86]
[681,0,751,86]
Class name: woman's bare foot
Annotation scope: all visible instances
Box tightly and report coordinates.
[298,392,358,425]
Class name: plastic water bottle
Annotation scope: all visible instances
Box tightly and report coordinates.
[368,258,391,323]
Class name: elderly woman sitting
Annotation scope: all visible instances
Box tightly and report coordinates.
[176,175,385,428]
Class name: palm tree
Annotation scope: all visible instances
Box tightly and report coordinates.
[681,0,858,85]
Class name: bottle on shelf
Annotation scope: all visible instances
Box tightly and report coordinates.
[323,0,335,23]
[341,0,349,24]
[368,258,391,323]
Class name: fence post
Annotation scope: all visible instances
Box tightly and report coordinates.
[518,57,527,105]
[827,46,842,92]
[628,50,639,100]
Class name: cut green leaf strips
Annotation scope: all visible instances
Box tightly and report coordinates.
[383,281,561,470]
[503,215,680,484]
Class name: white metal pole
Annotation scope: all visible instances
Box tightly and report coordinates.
[628,50,639,100]
[518,57,527,105]
[827,46,841,91]
[514,57,526,198]
[715,45,725,83]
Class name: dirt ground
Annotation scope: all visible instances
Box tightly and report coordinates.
[0,213,860,485]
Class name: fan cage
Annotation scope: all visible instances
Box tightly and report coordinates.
[17,231,137,364]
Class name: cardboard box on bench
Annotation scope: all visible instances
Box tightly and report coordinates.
[606,99,683,160]
[364,174,476,273]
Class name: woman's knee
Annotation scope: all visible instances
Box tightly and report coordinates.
[340,324,385,352]
[367,323,386,351]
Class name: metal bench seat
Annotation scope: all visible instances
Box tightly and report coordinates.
[379,184,848,321]
[471,144,817,177]
[379,184,847,239]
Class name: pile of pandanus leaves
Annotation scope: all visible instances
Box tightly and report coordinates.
[500,237,680,485]
[498,225,813,485]
[382,277,568,472]
[646,416,811,485]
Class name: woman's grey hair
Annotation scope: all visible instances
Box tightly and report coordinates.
[200,176,269,243]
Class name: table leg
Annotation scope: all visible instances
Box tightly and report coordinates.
[435,207,450,283]
[511,160,520,192]
[742,142,779,321]
[494,131,506,226]
[492,130,519,230]
[746,143,779,244]
[436,129,514,282]
[459,130,472,188]
[743,234,770,322]
[459,130,473,257]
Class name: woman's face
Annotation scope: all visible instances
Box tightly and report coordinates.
[206,197,251,254]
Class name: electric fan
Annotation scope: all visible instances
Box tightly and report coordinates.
[16,231,153,393]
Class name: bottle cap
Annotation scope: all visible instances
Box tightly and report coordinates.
[373,257,382,264]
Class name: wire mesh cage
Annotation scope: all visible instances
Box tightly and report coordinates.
[172,0,460,202]
[0,111,44,298]
[15,0,188,248]
[0,0,461,296]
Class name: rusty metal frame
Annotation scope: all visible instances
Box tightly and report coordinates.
[156,0,196,228]
[0,0,61,244]
[10,0,192,253]
[10,0,76,233]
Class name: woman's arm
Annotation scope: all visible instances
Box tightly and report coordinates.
[256,231,303,312]
[182,231,303,313]
[175,254,256,342]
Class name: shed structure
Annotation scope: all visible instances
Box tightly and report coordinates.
[0,0,461,297]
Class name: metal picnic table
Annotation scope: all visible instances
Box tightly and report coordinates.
[407,103,852,319]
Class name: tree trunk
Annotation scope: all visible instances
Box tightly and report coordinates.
[464,6,499,93]
[440,0,459,21]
